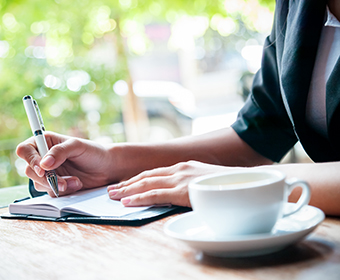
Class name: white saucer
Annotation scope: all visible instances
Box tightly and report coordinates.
[164,204,325,258]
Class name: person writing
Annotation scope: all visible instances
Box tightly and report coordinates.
[16,0,340,216]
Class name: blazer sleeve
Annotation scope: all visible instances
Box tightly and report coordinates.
[231,8,298,162]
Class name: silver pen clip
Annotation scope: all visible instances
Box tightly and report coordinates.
[33,99,45,131]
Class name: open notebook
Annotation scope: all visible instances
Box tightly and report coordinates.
[4,187,186,225]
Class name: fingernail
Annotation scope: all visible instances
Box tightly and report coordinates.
[34,165,43,177]
[107,184,118,191]
[59,181,66,192]
[41,155,55,168]
[67,178,79,188]
[121,198,131,206]
[109,190,118,198]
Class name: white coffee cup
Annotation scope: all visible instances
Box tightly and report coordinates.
[188,169,311,237]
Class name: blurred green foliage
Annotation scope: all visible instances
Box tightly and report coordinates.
[0,0,274,189]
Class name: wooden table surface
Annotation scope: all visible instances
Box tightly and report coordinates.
[1,207,340,280]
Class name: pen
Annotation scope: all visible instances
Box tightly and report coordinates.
[23,95,59,197]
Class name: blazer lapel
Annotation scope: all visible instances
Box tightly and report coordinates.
[280,0,326,133]
[327,57,340,147]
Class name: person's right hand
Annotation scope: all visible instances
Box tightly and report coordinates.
[16,131,114,197]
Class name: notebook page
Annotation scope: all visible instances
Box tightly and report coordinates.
[9,187,137,217]
[62,193,149,217]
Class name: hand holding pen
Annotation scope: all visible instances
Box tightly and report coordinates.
[17,96,119,197]
[23,95,59,197]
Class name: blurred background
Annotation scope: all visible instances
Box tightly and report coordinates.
[2,0,305,193]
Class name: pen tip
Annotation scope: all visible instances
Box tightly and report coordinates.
[46,171,59,198]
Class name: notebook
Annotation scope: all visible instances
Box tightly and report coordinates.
[3,187,187,225]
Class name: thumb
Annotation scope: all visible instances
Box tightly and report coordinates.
[40,138,86,170]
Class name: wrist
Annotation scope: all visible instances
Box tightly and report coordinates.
[107,142,176,183]
[107,143,143,183]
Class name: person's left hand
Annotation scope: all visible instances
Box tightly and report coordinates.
[107,160,232,207]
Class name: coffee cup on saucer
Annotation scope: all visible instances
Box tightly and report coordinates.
[188,169,311,238]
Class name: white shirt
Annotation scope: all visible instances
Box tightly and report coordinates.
[306,8,340,138]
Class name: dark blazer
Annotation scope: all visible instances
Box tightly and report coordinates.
[232,0,340,162]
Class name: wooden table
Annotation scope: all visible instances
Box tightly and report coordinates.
[1,207,340,280]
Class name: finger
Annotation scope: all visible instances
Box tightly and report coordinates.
[121,188,191,208]
[108,175,176,200]
[25,165,81,194]
[33,181,57,197]
[40,138,87,170]
[109,166,176,191]
[16,132,69,176]
[43,131,69,149]
[16,139,45,177]
[62,176,83,194]
[111,161,201,190]
[32,176,82,197]
[25,165,53,192]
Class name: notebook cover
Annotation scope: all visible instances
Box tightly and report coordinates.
[1,206,191,226]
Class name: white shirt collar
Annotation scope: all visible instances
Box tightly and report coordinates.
[325,7,340,28]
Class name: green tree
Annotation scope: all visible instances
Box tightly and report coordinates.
[0,0,274,188]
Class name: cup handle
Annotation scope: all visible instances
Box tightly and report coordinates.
[282,178,311,217]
